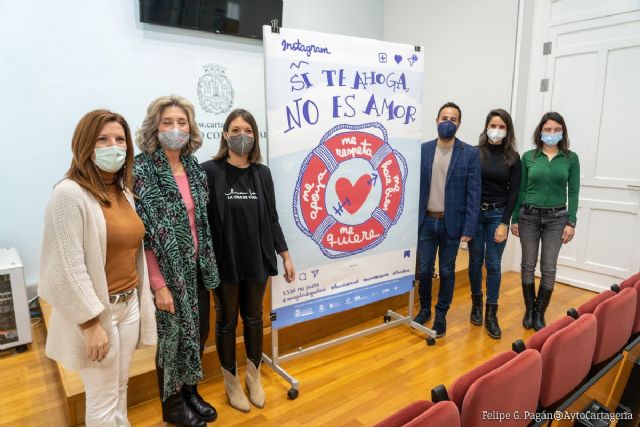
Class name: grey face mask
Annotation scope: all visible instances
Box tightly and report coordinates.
[158,128,190,151]
[227,134,254,156]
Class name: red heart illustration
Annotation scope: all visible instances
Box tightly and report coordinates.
[335,174,372,214]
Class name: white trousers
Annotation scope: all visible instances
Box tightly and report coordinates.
[78,290,140,427]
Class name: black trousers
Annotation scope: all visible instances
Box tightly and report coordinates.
[212,280,267,373]
[196,268,210,355]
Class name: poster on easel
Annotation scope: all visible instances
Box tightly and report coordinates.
[264,26,424,328]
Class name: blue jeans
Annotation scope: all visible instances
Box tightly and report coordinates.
[417,216,461,316]
[518,205,566,290]
[468,207,507,304]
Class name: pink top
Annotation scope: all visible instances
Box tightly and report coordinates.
[145,173,199,291]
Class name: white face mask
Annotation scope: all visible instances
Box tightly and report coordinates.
[487,128,507,143]
[94,146,126,173]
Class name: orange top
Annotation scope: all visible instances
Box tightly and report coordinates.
[98,171,145,294]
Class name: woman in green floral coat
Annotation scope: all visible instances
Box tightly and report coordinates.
[134,95,219,427]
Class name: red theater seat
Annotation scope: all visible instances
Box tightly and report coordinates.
[632,282,640,335]
[619,274,640,335]
[577,290,615,318]
[526,314,597,408]
[448,350,542,427]
[374,400,460,427]
[403,401,460,427]
[578,288,637,365]
[448,351,516,410]
[619,272,640,289]
[524,315,573,353]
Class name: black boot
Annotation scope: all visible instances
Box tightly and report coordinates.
[432,314,447,338]
[470,294,483,326]
[183,384,217,422]
[157,363,206,427]
[485,303,501,339]
[162,391,207,427]
[413,275,432,325]
[413,308,431,325]
[521,283,536,330]
[533,287,553,331]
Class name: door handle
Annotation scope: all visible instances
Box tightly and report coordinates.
[628,184,640,189]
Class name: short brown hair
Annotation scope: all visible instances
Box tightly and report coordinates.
[66,110,134,206]
[213,109,262,163]
[437,102,462,122]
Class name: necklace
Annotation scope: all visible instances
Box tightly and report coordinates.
[92,162,117,190]
[93,162,108,188]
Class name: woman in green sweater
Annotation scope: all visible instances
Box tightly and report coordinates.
[511,112,580,331]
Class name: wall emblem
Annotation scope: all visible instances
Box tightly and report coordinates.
[197,64,234,114]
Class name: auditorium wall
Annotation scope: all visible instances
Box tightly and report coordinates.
[0,0,527,289]
[0,0,384,287]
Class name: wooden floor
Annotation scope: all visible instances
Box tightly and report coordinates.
[0,317,68,427]
[0,272,595,427]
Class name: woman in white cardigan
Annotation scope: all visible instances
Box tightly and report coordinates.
[39,110,156,427]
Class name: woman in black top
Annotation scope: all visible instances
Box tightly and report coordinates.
[467,109,521,339]
[200,109,295,413]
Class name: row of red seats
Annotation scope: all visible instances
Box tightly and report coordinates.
[375,272,640,427]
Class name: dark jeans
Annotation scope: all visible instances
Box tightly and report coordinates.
[468,207,507,304]
[213,280,267,372]
[518,205,567,290]
[417,216,461,316]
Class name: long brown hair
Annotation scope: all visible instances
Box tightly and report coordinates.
[533,111,570,155]
[214,109,262,163]
[66,110,134,206]
[478,108,518,166]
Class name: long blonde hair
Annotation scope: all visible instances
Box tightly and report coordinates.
[136,95,203,156]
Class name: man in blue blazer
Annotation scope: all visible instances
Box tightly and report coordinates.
[414,102,481,337]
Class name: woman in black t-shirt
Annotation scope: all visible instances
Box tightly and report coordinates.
[467,109,521,339]
[200,109,295,413]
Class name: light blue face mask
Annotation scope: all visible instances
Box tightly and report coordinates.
[541,132,563,146]
[94,146,126,173]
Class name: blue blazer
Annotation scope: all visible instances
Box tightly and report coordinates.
[418,138,481,238]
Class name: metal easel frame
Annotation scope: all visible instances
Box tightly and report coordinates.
[262,281,436,399]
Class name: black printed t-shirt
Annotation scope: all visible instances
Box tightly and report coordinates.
[220,163,268,283]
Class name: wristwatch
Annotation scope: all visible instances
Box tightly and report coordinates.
[567,221,576,228]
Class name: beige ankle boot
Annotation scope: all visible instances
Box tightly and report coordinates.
[222,366,250,413]
[245,360,265,408]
